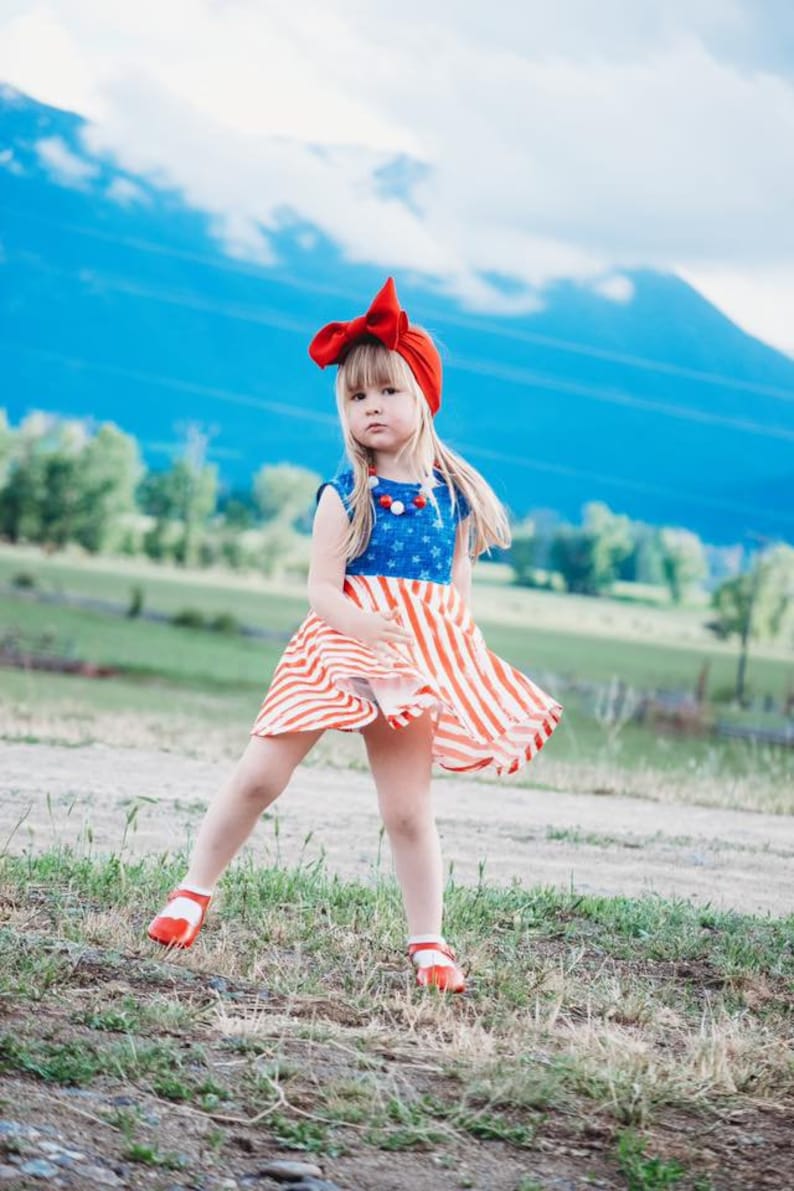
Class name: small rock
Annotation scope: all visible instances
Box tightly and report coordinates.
[0,1120,37,1139]
[0,1168,20,1182]
[20,1158,61,1178]
[79,1164,123,1187]
[260,1160,324,1181]
[291,1181,343,1191]
[208,976,228,993]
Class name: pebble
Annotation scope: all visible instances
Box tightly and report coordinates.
[0,1120,38,1140]
[80,1165,123,1187]
[260,1160,324,1180]
[290,1181,343,1191]
[20,1158,61,1178]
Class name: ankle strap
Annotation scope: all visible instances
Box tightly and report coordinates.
[407,940,456,960]
[167,888,212,906]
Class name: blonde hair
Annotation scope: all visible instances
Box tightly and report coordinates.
[333,338,511,562]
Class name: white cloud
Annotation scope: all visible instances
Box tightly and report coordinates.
[677,263,794,356]
[35,135,99,188]
[593,276,635,303]
[0,146,24,175]
[105,176,147,206]
[1,2,794,350]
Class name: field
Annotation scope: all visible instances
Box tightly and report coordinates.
[1,545,792,1190]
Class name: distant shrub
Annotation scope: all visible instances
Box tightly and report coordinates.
[10,571,37,589]
[127,584,145,619]
[170,607,241,634]
[208,612,240,634]
[171,608,206,629]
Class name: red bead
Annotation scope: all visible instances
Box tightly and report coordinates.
[379,494,393,508]
[413,494,427,508]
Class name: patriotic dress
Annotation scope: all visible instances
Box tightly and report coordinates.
[251,470,562,775]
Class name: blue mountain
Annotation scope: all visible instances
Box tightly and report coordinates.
[2,84,793,546]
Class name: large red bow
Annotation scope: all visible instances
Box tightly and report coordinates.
[308,277,408,367]
[308,276,442,414]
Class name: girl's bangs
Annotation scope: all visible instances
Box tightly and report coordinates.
[340,341,411,394]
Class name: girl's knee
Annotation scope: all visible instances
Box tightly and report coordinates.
[382,803,432,842]
[231,753,294,807]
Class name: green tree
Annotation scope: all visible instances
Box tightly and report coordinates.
[76,424,142,552]
[254,463,321,528]
[550,502,633,595]
[509,518,536,586]
[0,414,70,544]
[139,429,218,565]
[710,544,794,701]
[657,527,707,604]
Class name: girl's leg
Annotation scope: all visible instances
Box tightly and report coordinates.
[183,729,324,890]
[150,730,323,944]
[360,711,442,937]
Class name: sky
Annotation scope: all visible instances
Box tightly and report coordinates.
[1,1,794,354]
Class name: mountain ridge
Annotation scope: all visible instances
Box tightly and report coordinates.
[2,85,792,545]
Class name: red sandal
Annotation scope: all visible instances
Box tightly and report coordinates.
[408,940,466,993]
[147,888,212,949]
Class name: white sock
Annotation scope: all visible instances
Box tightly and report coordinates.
[408,934,454,969]
[159,885,212,925]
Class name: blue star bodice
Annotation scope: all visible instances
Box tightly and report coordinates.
[317,469,470,584]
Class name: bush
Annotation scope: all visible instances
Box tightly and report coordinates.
[171,608,206,629]
[208,612,241,635]
[10,571,37,590]
[127,585,145,619]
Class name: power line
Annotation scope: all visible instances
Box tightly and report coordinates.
[0,342,339,428]
[453,355,794,443]
[4,202,794,404]
[6,255,794,442]
[3,341,789,527]
[458,442,794,526]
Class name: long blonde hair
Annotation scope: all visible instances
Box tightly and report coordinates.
[333,338,511,562]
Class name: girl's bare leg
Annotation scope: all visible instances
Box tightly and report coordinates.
[360,711,442,937]
[183,730,323,890]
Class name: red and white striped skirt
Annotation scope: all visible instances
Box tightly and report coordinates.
[251,575,562,776]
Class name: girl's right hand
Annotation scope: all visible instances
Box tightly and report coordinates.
[355,607,413,656]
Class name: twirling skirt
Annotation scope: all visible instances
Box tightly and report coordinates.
[251,574,563,776]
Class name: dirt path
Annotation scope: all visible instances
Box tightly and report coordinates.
[2,741,792,916]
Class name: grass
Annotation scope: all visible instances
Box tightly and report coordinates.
[0,848,791,1187]
[2,564,793,813]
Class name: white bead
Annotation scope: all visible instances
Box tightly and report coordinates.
[390,500,405,515]
[367,474,379,489]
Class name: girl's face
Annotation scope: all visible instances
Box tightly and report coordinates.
[345,380,419,459]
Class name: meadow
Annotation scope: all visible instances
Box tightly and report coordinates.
[0,544,792,1189]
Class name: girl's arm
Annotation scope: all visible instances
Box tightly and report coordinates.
[451,517,472,605]
[307,486,413,648]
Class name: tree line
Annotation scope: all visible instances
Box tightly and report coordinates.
[1,411,792,652]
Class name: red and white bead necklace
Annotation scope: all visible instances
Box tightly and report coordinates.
[367,465,434,516]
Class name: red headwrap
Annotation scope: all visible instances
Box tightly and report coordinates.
[308,277,442,415]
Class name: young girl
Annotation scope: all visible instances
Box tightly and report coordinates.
[148,277,563,992]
